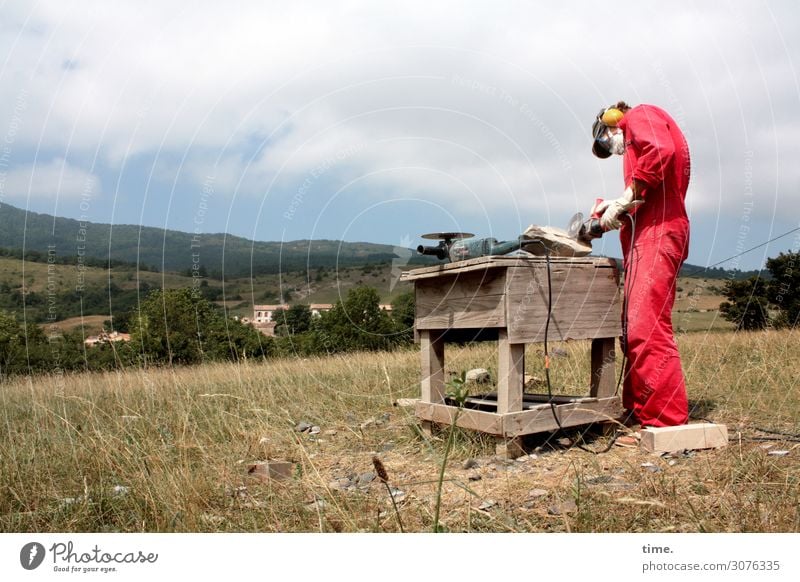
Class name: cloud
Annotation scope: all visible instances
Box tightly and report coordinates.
[0,157,100,202]
[0,0,798,263]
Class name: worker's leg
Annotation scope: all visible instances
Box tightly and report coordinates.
[622,227,689,427]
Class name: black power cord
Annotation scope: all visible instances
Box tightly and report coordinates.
[616,213,637,396]
[536,212,641,454]
[540,248,623,454]
[691,415,800,442]
[537,215,799,453]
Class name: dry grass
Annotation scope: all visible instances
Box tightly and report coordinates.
[1,329,798,533]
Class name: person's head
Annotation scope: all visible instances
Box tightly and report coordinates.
[592,101,631,158]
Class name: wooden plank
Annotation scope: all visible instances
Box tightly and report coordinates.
[420,330,445,404]
[400,257,507,281]
[415,268,506,301]
[505,263,621,342]
[521,394,598,404]
[590,337,616,398]
[465,394,598,406]
[503,397,624,436]
[415,268,507,330]
[640,423,728,453]
[415,402,504,435]
[507,312,621,342]
[416,294,506,329]
[417,398,624,437]
[497,331,524,413]
[473,392,597,404]
[400,255,616,281]
[505,262,619,298]
[463,397,597,414]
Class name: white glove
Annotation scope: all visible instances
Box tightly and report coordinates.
[593,186,643,231]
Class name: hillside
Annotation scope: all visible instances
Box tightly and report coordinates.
[0,202,746,331]
[0,254,415,326]
[0,203,761,282]
[0,202,431,278]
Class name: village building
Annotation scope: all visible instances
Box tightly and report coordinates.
[84,330,131,347]
[252,303,392,336]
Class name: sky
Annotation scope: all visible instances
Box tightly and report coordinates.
[0,0,798,271]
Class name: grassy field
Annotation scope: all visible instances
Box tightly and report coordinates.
[1,329,798,533]
[673,277,733,333]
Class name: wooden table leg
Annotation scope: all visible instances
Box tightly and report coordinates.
[497,330,525,458]
[590,337,616,398]
[497,330,524,413]
[495,436,526,459]
[420,330,445,436]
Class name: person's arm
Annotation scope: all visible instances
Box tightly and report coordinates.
[630,178,646,200]
[595,184,644,230]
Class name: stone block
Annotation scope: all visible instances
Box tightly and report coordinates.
[640,423,728,454]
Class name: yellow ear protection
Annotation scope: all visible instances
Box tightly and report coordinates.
[601,107,624,127]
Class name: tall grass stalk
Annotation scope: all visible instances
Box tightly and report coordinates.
[432,371,468,533]
[372,456,404,533]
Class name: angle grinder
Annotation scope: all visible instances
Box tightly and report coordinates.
[567,197,606,244]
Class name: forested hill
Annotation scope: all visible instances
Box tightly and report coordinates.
[0,202,758,280]
[0,202,427,278]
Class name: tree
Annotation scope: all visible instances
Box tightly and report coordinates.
[203,318,275,361]
[129,287,272,365]
[766,251,800,328]
[0,311,24,375]
[391,291,415,343]
[0,312,55,376]
[276,304,312,336]
[129,288,224,365]
[719,276,770,331]
[314,286,396,352]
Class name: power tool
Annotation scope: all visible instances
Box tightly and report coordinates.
[416,232,531,262]
[567,197,606,244]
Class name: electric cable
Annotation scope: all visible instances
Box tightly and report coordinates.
[682,225,800,278]
[541,211,640,453]
[753,426,800,439]
[615,212,637,398]
[534,219,799,454]
[540,247,622,454]
[690,416,800,442]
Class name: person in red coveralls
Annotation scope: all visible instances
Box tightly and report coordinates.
[591,101,691,428]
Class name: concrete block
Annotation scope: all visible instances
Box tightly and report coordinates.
[247,460,294,482]
[640,423,728,454]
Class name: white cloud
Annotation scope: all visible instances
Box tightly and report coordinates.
[0,158,100,201]
[0,0,798,237]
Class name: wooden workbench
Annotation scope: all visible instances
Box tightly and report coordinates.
[399,255,624,457]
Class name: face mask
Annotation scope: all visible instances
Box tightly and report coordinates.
[608,130,625,155]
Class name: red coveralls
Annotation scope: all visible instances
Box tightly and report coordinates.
[617,105,690,427]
